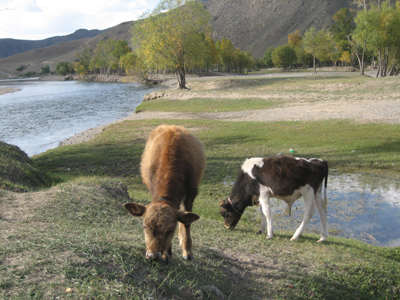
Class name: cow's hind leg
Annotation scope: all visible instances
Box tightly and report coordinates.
[290,190,316,241]
[314,186,328,242]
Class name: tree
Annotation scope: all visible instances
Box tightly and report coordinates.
[263,46,275,67]
[113,40,131,74]
[271,44,296,69]
[353,1,400,76]
[203,36,219,71]
[55,61,72,76]
[216,38,235,72]
[340,51,352,65]
[232,49,255,73]
[40,66,50,75]
[92,39,119,76]
[302,27,333,74]
[120,51,151,85]
[132,0,211,89]
[74,47,93,76]
[288,30,302,49]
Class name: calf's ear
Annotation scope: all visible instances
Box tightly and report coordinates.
[124,202,147,217]
[177,211,200,225]
[219,199,230,209]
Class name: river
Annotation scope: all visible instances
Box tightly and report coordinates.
[0,79,157,156]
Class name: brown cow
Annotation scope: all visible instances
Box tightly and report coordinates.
[124,125,206,263]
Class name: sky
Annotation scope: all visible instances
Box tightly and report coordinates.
[0,0,160,40]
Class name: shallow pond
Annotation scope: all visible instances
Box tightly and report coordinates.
[0,79,157,156]
[237,173,400,247]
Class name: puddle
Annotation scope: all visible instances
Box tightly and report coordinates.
[232,174,400,247]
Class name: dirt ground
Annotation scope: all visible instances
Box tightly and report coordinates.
[61,72,400,146]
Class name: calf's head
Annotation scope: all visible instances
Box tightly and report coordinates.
[124,199,199,262]
[219,198,242,230]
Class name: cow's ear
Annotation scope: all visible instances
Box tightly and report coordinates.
[219,199,230,209]
[177,211,200,225]
[124,202,146,217]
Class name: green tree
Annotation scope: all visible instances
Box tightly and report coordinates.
[271,44,296,69]
[92,39,118,76]
[120,51,150,85]
[113,40,131,74]
[232,49,255,73]
[263,46,275,67]
[217,38,235,72]
[203,36,219,71]
[354,1,400,76]
[74,47,93,76]
[55,61,71,76]
[40,66,50,75]
[302,27,333,74]
[132,0,211,89]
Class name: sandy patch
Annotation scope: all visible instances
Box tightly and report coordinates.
[0,87,21,95]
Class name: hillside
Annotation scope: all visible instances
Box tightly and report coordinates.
[204,0,355,57]
[0,0,355,77]
[0,29,105,59]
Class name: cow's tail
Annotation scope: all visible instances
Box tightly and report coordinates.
[323,161,328,213]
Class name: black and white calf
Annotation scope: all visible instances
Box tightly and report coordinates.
[219,156,328,242]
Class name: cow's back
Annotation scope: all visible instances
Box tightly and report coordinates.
[140,125,205,204]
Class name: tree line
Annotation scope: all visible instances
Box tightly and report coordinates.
[263,0,400,77]
[56,0,400,87]
[56,0,254,88]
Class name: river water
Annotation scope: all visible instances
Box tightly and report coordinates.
[246,173,400,247]
[0,79,156,156]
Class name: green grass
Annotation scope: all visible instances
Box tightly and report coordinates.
[0,141,50,191]
[137,97,276,113]
[2,74,400,299]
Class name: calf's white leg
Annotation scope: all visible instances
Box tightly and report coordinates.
[259,185,273,239]
[290,188,316,241]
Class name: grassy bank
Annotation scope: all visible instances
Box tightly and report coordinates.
[1,74,400,299]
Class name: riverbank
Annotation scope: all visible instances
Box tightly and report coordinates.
[0,87,21,95]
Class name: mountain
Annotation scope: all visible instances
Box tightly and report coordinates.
[204,0,355,57]
[0,29,106,59]
[0,0,355,77]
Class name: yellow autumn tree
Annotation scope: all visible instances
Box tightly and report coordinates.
[132,0,211,89]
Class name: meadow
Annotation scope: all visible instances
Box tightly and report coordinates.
[1,73,400,299]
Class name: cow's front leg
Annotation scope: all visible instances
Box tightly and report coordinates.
[257,206,266,234]
[259,186,273,239]
[179,222,193,260]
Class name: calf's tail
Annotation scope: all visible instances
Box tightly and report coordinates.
[323,162,328,213]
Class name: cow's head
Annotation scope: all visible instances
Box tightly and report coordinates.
[124,199,199,263]
[219,198,242,230]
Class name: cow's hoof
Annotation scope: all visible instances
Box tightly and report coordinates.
[266,235,273,240]
[183,255,193,261]
[317,237,326,243]
[257,230,263,235]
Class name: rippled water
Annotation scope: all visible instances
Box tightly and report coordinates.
[0,79,157,156]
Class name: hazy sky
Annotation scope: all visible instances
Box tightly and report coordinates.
[0,0,160,40]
